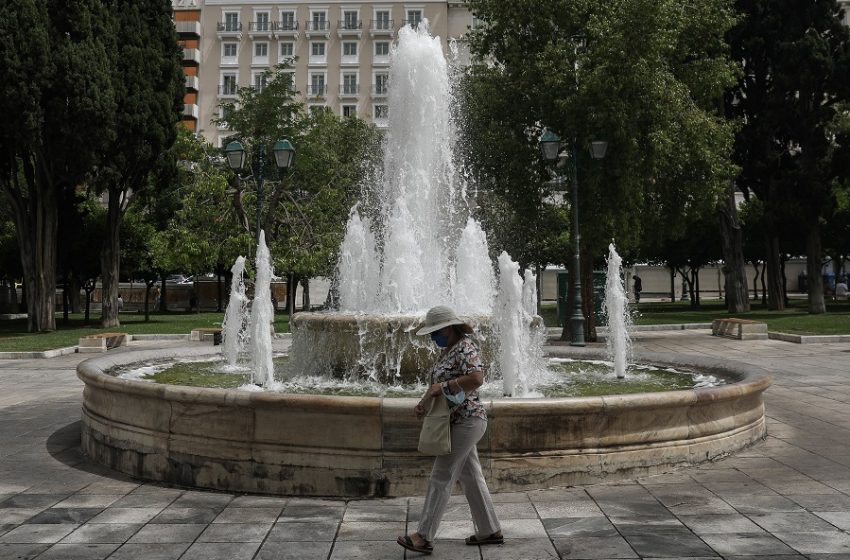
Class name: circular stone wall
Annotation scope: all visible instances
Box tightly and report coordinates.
[77,345,770,498]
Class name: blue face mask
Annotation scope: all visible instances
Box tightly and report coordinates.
[431,332,449,347]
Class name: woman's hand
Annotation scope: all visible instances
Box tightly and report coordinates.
[414,403,426,418]
[427,383,443,397]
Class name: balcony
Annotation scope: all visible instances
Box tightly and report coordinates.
[218,84,239,98]
[274,20,299,38]
[337,19,362,38]
[305,20,330,38]
[175,21,201,37]
[339,84,360,98]
[371,84,388,97]
[182,48,201,64]
[185,75,199,91]
[404,19,423,29]
[182,103,199,120]
[248,21,273,38]
[216,21,242,39]
[370,19,394,36]
[306,84,327,98]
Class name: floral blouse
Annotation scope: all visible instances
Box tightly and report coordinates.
[430,336,487,424]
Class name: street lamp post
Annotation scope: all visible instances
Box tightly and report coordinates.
[540,130,607,346]
[225,139,295,245]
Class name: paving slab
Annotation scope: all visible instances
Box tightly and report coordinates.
[0,335,849,559]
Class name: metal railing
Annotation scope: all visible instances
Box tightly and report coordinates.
[305,20,330,32]
[370,19,393,31]
[339,84,360,95]
[338,19,362,30]
[372,84,388,96]
[249,21,272,32]
[306,84,328,96]
[216,22,242,32]
[405,19,423,28]
[218,84,239,96]
[275,20,298,31]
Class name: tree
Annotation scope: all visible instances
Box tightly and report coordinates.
[217,66,382,313]
[94,0,184,328]
[727,0,850,313]
[465,0,738,340]
[0,0,116,332]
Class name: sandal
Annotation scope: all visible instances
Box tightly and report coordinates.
[397,533,433,555]
[465,531,504,545]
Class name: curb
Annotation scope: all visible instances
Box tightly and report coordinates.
[768,331,850,344]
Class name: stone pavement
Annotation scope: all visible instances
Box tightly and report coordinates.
[1,333,850,559]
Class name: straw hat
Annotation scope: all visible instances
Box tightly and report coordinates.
[415,305,473,335]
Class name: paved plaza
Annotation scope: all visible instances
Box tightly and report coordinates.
[0,332,849,559]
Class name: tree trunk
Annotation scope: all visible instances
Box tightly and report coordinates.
[780,256,789,307]
[694,267,701,308]
[100,188,122,328]
[62,273,69,324]
[751,262,760,300]
[69,275,82,313]
[9,284,18,314]
[806,225,826,314]
[764,234,785,310]
[8,180,59,332]
[760,264,767,305]
[301,278,310,311]
[144,281,153,322]
[718,185,750,313]
[286,273,297,316]
[159,275,167,312]
[581,248,595,343]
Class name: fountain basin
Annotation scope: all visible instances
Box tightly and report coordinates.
[77,345,770,498]
[288,312,495,382]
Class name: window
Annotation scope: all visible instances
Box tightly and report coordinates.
[255,43,268,57]
[253,72,268,91]
[310,73,326,95]
[224,12,239,31]
[342,105,357,118]
[309,105,326,117]
[407,9,422,26]
[375,42,390,56]
[254,11,270,31]
[375,10,390,30]
[342,73,358,94]
[279,42,294,59]
[343,10,359,29]
[374,104,389,119]
[221,73,237,95]
[374,73,388,94]
[219,105,232,128]
[223,43,237,58]
[311,10,328,30]
[310,41,326,64]
[343,42,357,56]
[280,11,296,30]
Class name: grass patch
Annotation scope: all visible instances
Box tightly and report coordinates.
[0,312,291,352]
[540,299,850,335]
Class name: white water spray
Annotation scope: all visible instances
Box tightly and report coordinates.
[454,217,496,314]
[603,243,632,379]
[221,256,247,366]
[248,231,275,386]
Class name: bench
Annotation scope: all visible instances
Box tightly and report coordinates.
[711,318,768,341]
[79,332,129,353]
[190,327,223,344]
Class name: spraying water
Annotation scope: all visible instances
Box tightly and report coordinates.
[221,256,248,366]
[337,24,483,313]
[602,243,632,379]
[248,231,275,386]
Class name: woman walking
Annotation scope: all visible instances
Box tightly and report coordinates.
[397,305,503,555]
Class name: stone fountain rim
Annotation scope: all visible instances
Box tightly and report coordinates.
[77,344,772,411]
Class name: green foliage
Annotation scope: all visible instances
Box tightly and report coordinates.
[216,65,382,280]
[464,0,739,260]
[147,128,252,276]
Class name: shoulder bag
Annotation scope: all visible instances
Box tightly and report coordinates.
[418,394,452,455]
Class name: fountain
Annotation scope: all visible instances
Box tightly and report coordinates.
[76,24,771,498]
[603,243,632,379]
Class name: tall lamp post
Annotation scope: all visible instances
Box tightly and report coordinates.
[540,129,607,346]
[225,139,296,244]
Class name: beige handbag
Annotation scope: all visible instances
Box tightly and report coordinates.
[418,394,452,455]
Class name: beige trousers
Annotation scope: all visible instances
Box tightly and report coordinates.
[416,416,501,541]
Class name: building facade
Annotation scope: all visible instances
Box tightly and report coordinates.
[173,1,473,146]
